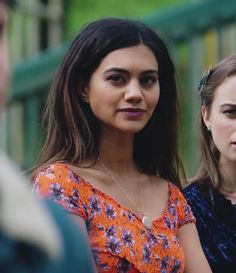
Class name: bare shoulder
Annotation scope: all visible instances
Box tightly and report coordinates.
[148,175,169,190]
[145,175,169,198]
[66,162,109,188]
[67,163,94,176]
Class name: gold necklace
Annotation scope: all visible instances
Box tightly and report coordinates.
[98,158,152,230]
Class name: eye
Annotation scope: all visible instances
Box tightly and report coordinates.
[107,74,126,85]
[140,75,158,87]
[223,109,236,117]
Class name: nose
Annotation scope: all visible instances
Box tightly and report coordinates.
[124,81,143,103]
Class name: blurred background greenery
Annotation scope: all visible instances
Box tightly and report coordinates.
[64,0,189,39]
[1,0,236,179]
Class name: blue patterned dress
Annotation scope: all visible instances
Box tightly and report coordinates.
[183,183,236,273]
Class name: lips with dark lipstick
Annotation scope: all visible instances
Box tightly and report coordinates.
[118,108,146,118]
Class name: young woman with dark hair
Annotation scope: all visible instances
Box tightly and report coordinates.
[184,54,236,273]
[33,18,211,273]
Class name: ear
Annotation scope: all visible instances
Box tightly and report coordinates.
[81,87,89,103]
[201,105,211,131]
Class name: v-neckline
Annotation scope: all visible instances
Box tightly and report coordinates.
[61,163,174,224]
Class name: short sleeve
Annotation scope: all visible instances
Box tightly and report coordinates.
[169,183,196,228]
[177,189,196,228]
[33,164,87,221]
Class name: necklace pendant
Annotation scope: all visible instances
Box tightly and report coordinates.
[142,215,152,230]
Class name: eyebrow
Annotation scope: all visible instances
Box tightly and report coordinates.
[104,67,158,75]
[220,103,236,108]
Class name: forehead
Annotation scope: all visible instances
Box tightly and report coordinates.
[213,75,236,105]
[97,44,158,71]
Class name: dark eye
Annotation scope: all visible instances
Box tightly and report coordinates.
[223,109,236,117]
[140,75,157,87]
[107,74,126,85]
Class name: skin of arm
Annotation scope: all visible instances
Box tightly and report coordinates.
[178,223,212,273]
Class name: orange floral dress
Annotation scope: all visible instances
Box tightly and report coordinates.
[33,164,196,273]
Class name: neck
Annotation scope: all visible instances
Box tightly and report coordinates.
[98,131,137,174]
[219,161,236,193]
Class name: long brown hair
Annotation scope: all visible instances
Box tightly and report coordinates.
[192,54,236,190]
[33,18,185,189]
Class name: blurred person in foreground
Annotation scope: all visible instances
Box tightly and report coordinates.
[0,1,96,272]
[184,55,236,273]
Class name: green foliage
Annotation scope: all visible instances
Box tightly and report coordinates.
[64,0,190,39]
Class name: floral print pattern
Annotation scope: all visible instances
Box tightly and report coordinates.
[33,164,196,273]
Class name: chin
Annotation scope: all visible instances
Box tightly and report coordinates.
[120,126,146,134]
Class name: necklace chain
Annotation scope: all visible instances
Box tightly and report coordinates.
[98,157,153,230]
[98,157,144,216]
[98,158,152,230]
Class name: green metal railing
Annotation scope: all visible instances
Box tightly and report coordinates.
[6,0,236,174]
[143,0,236,43]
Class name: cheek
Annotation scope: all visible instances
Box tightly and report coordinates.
[89,81,118,104]
[212,116,231,133]
[88,89,116,118]
[211,118,232,148]
[147,89,160,110]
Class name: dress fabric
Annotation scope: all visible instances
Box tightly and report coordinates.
[183,183,236,273]
[33,164,196,273]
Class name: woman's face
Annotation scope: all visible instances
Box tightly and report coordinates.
[0,2,9,113]
[202,75,236,166]
[85,44,160,135]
